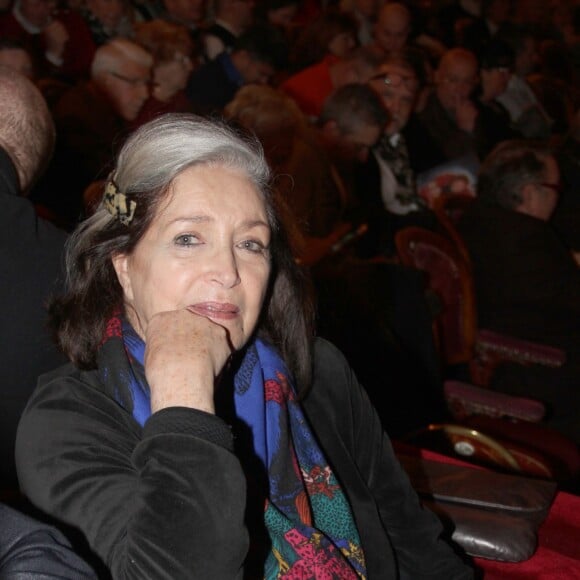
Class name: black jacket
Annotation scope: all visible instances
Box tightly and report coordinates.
[0,148,68,489]
[16,338,473,579]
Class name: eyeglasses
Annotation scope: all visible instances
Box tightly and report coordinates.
[108,71,152,89]
[369,72,417,90]
[538,181,563,194]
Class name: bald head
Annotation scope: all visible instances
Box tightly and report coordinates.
[435,47,479,112]
[0,66,55,193]
[374,2,412,55]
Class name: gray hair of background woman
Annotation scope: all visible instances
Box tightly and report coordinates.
[49,113,315,390]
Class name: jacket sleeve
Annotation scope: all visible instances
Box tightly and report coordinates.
[0,503,98,579]
[15,369,249,579]
[307,339,474,579]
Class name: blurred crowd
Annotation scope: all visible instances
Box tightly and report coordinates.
[0,0,577,239]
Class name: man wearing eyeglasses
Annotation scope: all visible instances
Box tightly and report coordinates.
[30,38,153,229]
[456,140,580,446]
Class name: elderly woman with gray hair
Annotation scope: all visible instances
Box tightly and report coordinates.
[16,113,473,580]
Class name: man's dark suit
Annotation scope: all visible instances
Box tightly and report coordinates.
[0,147,68,489]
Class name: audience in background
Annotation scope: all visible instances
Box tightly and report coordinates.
[307,83,450,438]
[280,44,382,120]
[225,84,345,246]
[0,0,96,82]
[80,0,136,46]
[289,7,358,72]
[31,37,153,229]
[418,46,492,161]
[457,139,580,444]
[186,22,287,114]
[363,52,443,256]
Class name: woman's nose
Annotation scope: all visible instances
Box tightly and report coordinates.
[209,248,241,288]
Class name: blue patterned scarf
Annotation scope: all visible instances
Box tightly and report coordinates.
[99,314,367,579]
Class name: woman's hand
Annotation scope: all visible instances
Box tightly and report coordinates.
[143,309,234,414]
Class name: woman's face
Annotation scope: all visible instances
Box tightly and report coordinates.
[154,53,193,95]
[113,164,272,350]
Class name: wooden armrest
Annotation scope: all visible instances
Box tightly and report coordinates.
[475,329,566,367]
[444,380,546,422]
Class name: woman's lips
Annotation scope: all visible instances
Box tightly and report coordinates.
[189,303,240,320]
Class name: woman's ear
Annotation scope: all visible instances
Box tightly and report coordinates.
[111,253,134,301]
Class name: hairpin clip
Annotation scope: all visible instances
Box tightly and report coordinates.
[104,179,136,225]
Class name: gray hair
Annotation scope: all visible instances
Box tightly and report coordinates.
[113,111,271,201]
[91,37,153,79]
[0,66,55,193]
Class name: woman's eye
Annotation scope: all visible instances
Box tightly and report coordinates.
[238,239,267,253]
[175,234,200,246]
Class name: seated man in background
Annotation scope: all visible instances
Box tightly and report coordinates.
[418,47,494,162]
[31,37,153,229]
[457,140,580,444]
[291,82,388,263]
[316,83,387,197]
[310,83,450,437]
[0,67,67,491]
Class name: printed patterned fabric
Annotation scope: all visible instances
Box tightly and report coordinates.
[98,314,367,579]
